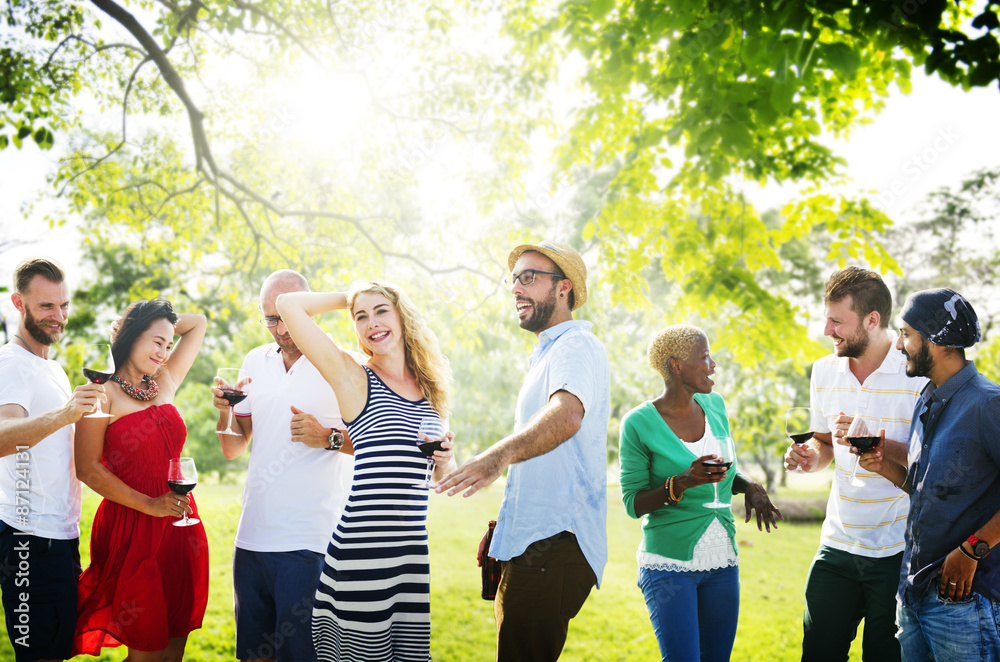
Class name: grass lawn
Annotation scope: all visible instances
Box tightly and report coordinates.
[1,481,867,661]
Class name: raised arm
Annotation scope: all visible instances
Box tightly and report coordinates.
[436,389,584,498]
[164,313,207,387]
[276,291,368,420]
[74,413,190,519]
[0,383,105,457]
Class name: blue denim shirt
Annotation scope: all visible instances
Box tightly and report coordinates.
[900,361,1000,602]
[489,320,611,586]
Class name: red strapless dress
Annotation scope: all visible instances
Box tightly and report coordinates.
[73,404,209,654]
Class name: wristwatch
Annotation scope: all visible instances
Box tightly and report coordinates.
[968,535,991,558]
[326,429,345,451]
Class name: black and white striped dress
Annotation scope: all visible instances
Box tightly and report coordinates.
[313,367,436,662]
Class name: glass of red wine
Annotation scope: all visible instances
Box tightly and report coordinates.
[82,343,115,418]
[167,456,199,527]
[414,417,446,489]
[702,434,735,509]
[784,407,816,473]
[216,367,248,437]
[845,415,882,487]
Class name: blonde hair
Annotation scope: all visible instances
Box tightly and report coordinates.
[647,324,706,381]
[348,281,452,418]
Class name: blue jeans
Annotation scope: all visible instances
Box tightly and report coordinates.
[897,587,1000,662]
[233,548,324,662]
[638,564,740,662]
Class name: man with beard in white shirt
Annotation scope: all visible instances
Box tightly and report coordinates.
[0,257,105,662]
[784,267,927,662]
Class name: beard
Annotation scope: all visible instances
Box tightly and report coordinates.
[835,324,870,359]
[24,308,65,345]
[903,339,934,378]
[517,285,558,333]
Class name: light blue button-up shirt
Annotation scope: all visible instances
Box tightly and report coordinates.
[489,319,611,586]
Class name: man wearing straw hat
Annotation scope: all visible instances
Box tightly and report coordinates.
[438,239,611,662]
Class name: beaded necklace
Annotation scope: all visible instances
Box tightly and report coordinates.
[112,374,159,401]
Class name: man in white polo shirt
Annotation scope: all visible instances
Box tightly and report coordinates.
[784,267,926,662]
[0,257,105,662]
[213,269,352,662]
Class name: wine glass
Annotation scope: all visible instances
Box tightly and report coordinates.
[844,415,882,487]
[413,417,446,489]
[82,343,115,418]
[784,407,816,473]
[702,434,735,509]
[216,367,247,437]
[167,457,199,527]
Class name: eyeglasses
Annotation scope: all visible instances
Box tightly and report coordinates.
[258,306,283,329]
[503,269,566,288]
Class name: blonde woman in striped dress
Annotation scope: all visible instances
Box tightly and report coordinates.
[277,281,453,662]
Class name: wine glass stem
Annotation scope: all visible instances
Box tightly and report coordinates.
[227,406,234,432]
[426,458,435,486]
[850,454,860,482]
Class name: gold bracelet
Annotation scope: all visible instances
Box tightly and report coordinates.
[668,476,682,502]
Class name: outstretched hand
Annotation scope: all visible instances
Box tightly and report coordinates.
[435,448,505,498]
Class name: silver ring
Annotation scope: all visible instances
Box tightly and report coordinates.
[176,500,181,506]
[949,581,957,586]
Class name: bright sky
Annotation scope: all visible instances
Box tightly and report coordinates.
[1,66,998,329]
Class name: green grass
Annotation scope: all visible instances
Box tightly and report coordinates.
[1,483,866,661]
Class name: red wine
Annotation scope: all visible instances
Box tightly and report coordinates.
[167,480,197,495]
[418,440,445,457]
[789,432,814,444]
[702,460,733,470]
[83,368,113,384]
[481,520,501,600]
[220,388,247,407]
[847,436,880,452]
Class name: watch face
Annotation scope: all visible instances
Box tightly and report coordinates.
[975,541,990,557]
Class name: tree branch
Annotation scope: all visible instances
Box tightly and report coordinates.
[89,0,218,175]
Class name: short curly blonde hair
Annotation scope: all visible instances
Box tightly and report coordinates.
[648,324,706,381]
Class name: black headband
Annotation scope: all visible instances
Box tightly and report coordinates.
[900,288,980,348]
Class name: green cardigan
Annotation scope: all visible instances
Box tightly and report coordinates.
[618,392,738,561]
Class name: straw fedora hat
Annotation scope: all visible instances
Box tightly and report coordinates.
[507,240,588,311]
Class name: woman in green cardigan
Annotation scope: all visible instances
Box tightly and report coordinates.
[619,324,782,661]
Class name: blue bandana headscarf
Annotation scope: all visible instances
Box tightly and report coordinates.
[900,288,981,348]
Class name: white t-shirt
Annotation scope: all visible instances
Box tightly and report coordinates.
[0,343,82,540]
[233,344,353,554]
[810,338,927,558]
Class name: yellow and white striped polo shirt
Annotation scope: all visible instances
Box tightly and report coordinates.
[810,339,927,558]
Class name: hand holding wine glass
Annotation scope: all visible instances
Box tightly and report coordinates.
[167,457,200,527]
[82,343,115,418]
[702,435,735,509]
[784,407,816,472]
[844,415,883,487]
[215,367,248,437]
[414,417,447,489]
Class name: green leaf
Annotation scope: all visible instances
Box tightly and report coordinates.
[33,127,54,149]
[589,0,616,21]
[823,42,862,79]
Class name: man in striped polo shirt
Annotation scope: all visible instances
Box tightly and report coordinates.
[784,267,927,662]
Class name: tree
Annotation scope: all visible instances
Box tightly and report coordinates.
[886,167,1000,334]
[498,0,999,370]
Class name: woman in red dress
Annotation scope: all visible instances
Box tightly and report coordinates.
[73,298,209,661]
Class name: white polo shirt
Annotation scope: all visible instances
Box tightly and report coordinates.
[809,337,927,558]
[0,343,82,540]
[233,344,352,554]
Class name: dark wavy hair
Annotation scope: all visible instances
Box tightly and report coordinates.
[111,299,180,372]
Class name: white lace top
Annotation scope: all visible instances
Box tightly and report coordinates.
[636,426,739,572]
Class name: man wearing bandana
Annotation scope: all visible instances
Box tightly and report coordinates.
[861,288,1000,661]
